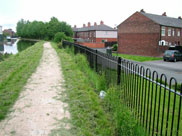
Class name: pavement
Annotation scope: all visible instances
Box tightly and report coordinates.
[132,60,182,84]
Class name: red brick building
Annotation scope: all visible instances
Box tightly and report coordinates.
[118,10,182,57]
[73,21,117,48]
[3,29,15,37]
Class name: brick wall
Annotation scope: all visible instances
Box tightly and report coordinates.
[118,12,163,57]
[76,42,105,48]
[161,27,182,46]
[96,38,117,43]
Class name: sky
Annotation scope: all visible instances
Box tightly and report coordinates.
[0,0,182,32]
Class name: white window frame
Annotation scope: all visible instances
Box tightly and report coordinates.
[168,27,171,36]
[172,28,175,36]
[161,26,165,36]
[177,30,181,37]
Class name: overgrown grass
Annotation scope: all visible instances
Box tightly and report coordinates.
[0,53,12,62]
[52,42,146,136]
[113,53,162,62]
[0,41,44,120]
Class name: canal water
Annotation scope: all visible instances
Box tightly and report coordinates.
[0,39,36,54]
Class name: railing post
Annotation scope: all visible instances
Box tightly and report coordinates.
[117,57,121,85]
[95,50,97,72]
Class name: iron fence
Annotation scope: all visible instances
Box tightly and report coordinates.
[63,41,182,136]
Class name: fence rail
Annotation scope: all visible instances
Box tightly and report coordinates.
[62,41,182,136]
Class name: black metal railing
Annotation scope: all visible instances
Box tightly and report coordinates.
[62,41,182,136]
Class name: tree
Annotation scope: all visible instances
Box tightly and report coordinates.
[16,17,73,40]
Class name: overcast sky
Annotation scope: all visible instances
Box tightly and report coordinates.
[0,0,182,31]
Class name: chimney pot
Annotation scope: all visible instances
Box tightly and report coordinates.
[74,25,77,28]
[88,22,91,27]
[162,12,167,16]
[140,9,145,13]
[100,21,104,25]
[94,22,97,26]
[178,16,182,19]
[83,24,86,27]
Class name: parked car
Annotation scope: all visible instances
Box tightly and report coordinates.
[168,46,182,53]
[163,50,182,62]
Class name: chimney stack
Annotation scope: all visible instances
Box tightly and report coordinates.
[74,25,77,28]
[162,12,167,16]
[88,22,91,27]
[100,20,104,25]
[83,24,86,27]
[140,9,145,13]
[94,22,97,26]
[178,16,182,19]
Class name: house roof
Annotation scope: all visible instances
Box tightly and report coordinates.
[141,12,182,28]
[73,24,117,32]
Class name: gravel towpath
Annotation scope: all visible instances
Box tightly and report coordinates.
[0,42,70,136]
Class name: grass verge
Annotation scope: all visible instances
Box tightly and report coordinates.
[52,42,146,136]
[0,41,44,120]
[113,53,162,62]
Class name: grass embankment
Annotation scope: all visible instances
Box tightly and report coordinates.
[0,41,44,120]
[120,72,182,136]
[52,42,146,136]
[113,53,162,62]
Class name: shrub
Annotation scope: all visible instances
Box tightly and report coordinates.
[54,32,66,43]
[57,42,63,49]
[112,44,118,51]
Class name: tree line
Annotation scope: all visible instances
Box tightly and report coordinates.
[16,17,73,40]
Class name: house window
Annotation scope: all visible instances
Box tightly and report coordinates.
[177,30,181,36]
[161,26,165,36]
[169,42,172,46]
[168,27,171,36]
[172,28,175,36]
[178,41,180,45]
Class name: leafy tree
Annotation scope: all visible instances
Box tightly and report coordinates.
[16,17,73,40]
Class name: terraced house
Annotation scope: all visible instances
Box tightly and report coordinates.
[73,21,117,48]
[118,10,182,56]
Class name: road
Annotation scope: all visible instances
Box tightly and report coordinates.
[94,48,182,84]
[132,60,182,84]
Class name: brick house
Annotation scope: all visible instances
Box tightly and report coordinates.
[118,10,182,57]
[3,29,15,37]
[73,21,117,48]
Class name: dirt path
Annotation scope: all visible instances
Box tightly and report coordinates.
[0,42,70,136]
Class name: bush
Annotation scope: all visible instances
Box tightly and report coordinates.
[112,44,118,51]
[57,42,63,49]
[65,36,74,42]
[54,32,74,43]
[54,32,66,43]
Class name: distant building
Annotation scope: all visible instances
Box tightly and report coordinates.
[0,26,2,34]
[3,29,15,37]
[118,10,182,57]
[0,26,3,41]
[73,21,117,48]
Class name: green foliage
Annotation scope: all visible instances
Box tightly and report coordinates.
[113,53,162,62]
[103,87,146,136]
[54,32,66,43]
[0,41,43,120]
[112,44,118,51]
[52,42,146,136]
[57,42,63,49]
[16,17,73,40]
[17,40,36,52]
[52,42,112,135]
[0,53,11,62]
